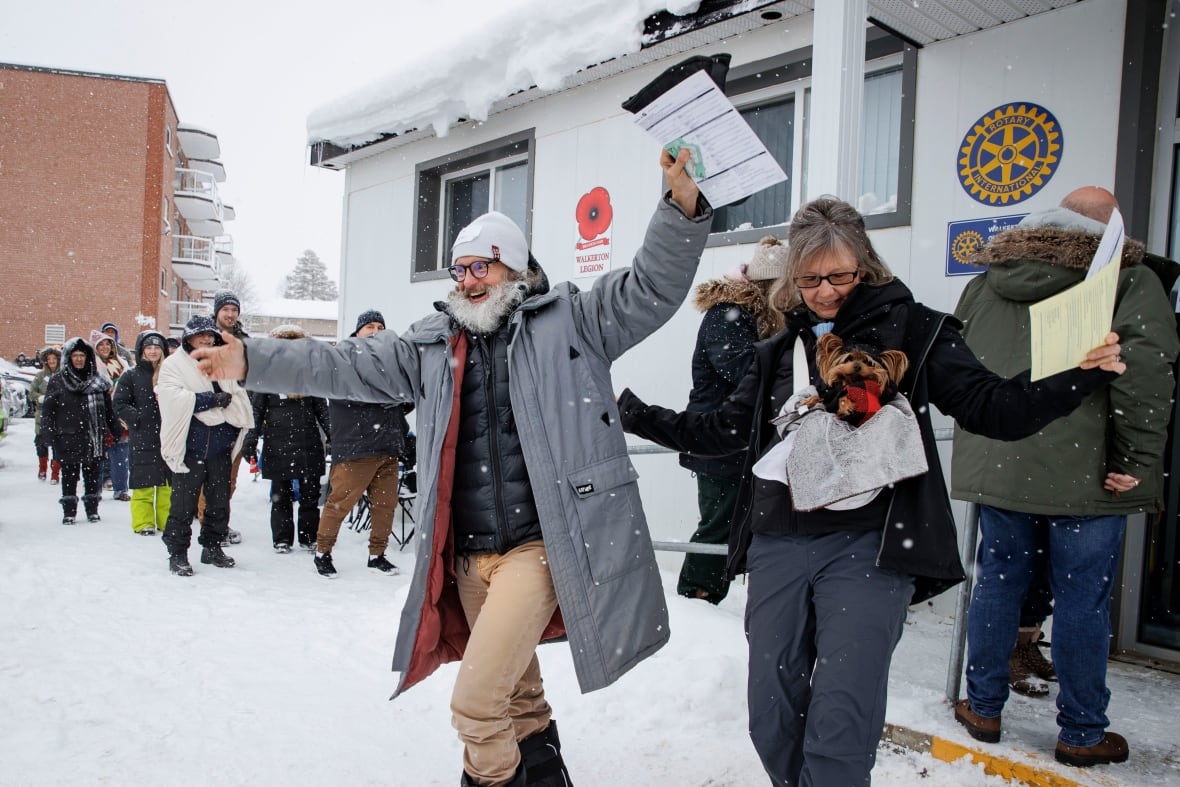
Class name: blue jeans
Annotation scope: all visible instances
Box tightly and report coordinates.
[107,439,130,495]
[965,505,1126,747]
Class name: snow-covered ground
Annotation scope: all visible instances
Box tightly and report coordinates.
[1,416,1175,786]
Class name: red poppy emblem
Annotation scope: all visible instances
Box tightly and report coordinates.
[576,187,613,241]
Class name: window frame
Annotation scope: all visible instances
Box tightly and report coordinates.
[705,31,916,248]
[412,129,535,281]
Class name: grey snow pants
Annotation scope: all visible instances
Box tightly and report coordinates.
[745,529,914,787]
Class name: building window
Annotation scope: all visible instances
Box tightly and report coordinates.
[710,96,795,233]
[165,125,173,157]
[707,30,916,244]
[162,196,171,236]
[413,129,534,280]
[160,267,167,294]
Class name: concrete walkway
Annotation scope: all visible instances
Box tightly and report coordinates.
[884,608,1180,786]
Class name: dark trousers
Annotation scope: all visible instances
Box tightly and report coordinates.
[162,451,232,553]
[745,529,914,787]
[34,430,49,459]
[60,458,101,516]
[270,474,322,547]
[678,473,739,602]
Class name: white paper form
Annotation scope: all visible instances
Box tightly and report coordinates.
[1029,209,1124,381]
[631,69,788,207]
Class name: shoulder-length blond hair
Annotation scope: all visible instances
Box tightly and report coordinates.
[769,196,894,314]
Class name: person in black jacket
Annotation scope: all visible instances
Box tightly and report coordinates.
[242,324,331,553]
[113,331,172,536]
[677,236,788,604]
[40,337,119,524]
[618,196,1127,787]
[312,310,408,577]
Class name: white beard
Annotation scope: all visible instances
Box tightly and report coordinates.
[447,279,527,334]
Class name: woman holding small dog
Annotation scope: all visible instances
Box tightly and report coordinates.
[618,196,1125,787]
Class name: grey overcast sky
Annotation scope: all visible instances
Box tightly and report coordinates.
[0,0,523,299]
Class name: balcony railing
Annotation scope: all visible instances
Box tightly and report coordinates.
[173,167,223,223]
[171,235,221,291]
[173,234,215,266]
[170,300,212,332]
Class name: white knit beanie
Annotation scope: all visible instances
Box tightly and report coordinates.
[450,212,529,272]
[744,236,789,281]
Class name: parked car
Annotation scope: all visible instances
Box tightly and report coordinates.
[0,358,36,418]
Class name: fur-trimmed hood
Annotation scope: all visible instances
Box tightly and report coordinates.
[269,324,307,340]
[692,278,779,340]
[968,222,1145,272]
[966,210,1147,305]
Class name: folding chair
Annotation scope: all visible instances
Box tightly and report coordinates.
[391,467,416,550]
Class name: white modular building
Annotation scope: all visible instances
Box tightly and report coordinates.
[309,1,1180,664]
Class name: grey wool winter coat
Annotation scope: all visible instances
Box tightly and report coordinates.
[240,195,712,695]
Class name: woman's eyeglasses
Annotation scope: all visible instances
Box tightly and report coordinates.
[793,270,861,289]
[449,260,499,282]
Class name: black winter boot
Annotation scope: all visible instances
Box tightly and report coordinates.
[201,542,236,568]
[169,551,194,576]
[519,721,573,786]
[83,493,101,522]
[60,495,79,524]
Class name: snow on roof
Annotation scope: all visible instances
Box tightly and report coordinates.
[307,0,705,148]
[250,299,338,321]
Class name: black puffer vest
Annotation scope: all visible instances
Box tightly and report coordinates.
[451,323,542,554]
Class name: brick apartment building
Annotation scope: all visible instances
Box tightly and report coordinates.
[0,63,234,359]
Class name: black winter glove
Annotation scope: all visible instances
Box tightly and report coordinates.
[213,391,233,408]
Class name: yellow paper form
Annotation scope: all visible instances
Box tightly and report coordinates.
[1029,209,1123,381]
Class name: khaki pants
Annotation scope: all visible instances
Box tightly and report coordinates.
[316,455,400,555]
[452,540,558,786]
[197,451,242,526]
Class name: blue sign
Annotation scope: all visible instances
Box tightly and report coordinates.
[946,214,1026,276]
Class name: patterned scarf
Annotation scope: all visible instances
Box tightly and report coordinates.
[61,362,111,459]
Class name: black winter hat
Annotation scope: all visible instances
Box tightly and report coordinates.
[350,309,386,337]
[213,290,241,318]
[181,315,221,349]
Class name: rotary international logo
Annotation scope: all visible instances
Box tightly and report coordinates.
[951,229,985,265]
[958,102,1062,206]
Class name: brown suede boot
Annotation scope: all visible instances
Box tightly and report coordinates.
[1055,732,1129,767]
[954,699,1001,743]
[1009,626,1053,697]
[50,459,61,484]
[38,456,48,480]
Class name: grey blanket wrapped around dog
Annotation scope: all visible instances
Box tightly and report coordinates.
[752,385,929,511]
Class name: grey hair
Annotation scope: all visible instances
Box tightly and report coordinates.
[769,196,894,313]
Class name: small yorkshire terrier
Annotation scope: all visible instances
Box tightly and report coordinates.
[801,333,909,426]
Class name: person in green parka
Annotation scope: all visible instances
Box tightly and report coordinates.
[31,346,62,482]
[951,187,1180,767]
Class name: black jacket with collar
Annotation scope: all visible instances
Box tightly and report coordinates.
[620,279,1114,603]
[328,399,410,463]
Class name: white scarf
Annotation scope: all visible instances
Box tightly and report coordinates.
[155,350,253,472]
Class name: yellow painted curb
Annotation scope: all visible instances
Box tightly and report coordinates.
[928,735,1085,787]
[882,723,1125,787]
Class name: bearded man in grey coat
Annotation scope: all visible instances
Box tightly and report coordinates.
[194,150,710,787]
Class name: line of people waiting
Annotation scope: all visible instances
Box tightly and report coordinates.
[26,295,411,581]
